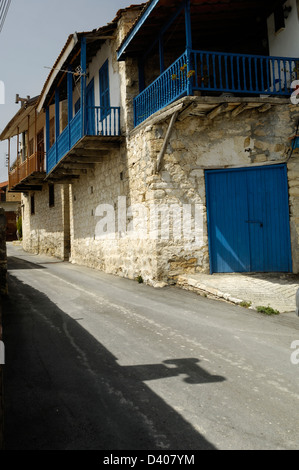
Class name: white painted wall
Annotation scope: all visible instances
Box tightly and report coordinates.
[84,40,120,109]
[268,0,299,58]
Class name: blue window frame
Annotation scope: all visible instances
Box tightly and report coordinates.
[99,60,110,120]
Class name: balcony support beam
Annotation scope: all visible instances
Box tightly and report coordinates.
[156,110,179,173]
[207,103,229,120]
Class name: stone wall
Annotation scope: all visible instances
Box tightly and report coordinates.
[22,184,69,260]
[123,98,299,279]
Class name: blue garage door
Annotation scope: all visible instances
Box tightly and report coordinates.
[206,165,292,273]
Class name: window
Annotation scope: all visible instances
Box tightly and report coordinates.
[99,60,110,120]
[30,194,35,215]
[49,184,55,207]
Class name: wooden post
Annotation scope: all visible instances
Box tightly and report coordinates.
[17,127,20,184]
[55,88,60,165]
[67,65,73,150]
[27,115,30,176]
[46,106,50,174]
[184,0,193,96]
[7,138,10,190]
[80,37,87,136]
[34,107,37,171]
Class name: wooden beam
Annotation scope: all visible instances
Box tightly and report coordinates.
[156,110,179,173]
[59,169,86,176]
[231,103,249,118]
[146,102,184,127]
[46,176,78,184]
[60,162,94,170]
[68,155,105,163]
[206,103,229,120]
[68,149,108,158]
[177,102,197,121]
[76,141,120,151]
[258,103,272,113]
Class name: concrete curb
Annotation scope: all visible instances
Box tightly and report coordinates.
[177,275,245,307]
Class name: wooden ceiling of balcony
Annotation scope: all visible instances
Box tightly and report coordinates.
[45,135,123,183]
[119,0,286,59]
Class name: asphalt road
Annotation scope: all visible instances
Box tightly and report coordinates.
[2,243,299,450]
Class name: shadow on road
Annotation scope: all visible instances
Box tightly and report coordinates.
[7,257,46,271]
[2,272,225,450]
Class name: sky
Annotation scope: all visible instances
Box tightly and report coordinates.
[0,0,144,183]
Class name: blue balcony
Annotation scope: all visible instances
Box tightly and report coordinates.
[134,49,299,126]
[47,106,121,174]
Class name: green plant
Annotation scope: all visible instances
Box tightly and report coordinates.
[136,275,143,284]
[16,216,22,240]
[256,305,280,316]
[239,300,252,308]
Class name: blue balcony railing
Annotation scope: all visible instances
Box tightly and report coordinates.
[47,106,120,173]
[134,52,189,126]
[134,49,299,126]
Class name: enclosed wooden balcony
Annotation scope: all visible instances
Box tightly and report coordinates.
[9,151,46,192]
[46,106,122,181]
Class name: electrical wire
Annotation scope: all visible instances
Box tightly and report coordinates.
[0,0,11,34]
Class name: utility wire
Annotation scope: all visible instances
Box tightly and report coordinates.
[0,0,11,34]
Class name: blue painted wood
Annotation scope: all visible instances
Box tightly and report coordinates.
[80,37,87,135]
[86,79,95,135]
[117,0,160,60]
[55,88,60,165]
[206,169,251,273]
[129,0,185,72]
[99,60,110,121]
[67,66,73,149]
[45,106,50,155]
[206,165,292,273]
[55,88,60,140]
[134,52,188,126]
[67,66,73,122]
[46,106,120,173]
[134,48,299,126]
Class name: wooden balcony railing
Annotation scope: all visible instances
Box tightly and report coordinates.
[47,106,121,173]
[8,151,45,189]
[134,49,299,126]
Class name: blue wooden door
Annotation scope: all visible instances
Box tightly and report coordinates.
[99,60,110,120]
[86,79,95,135]
[206,165,292,273]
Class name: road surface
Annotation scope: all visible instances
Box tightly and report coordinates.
[2,243,299,450]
